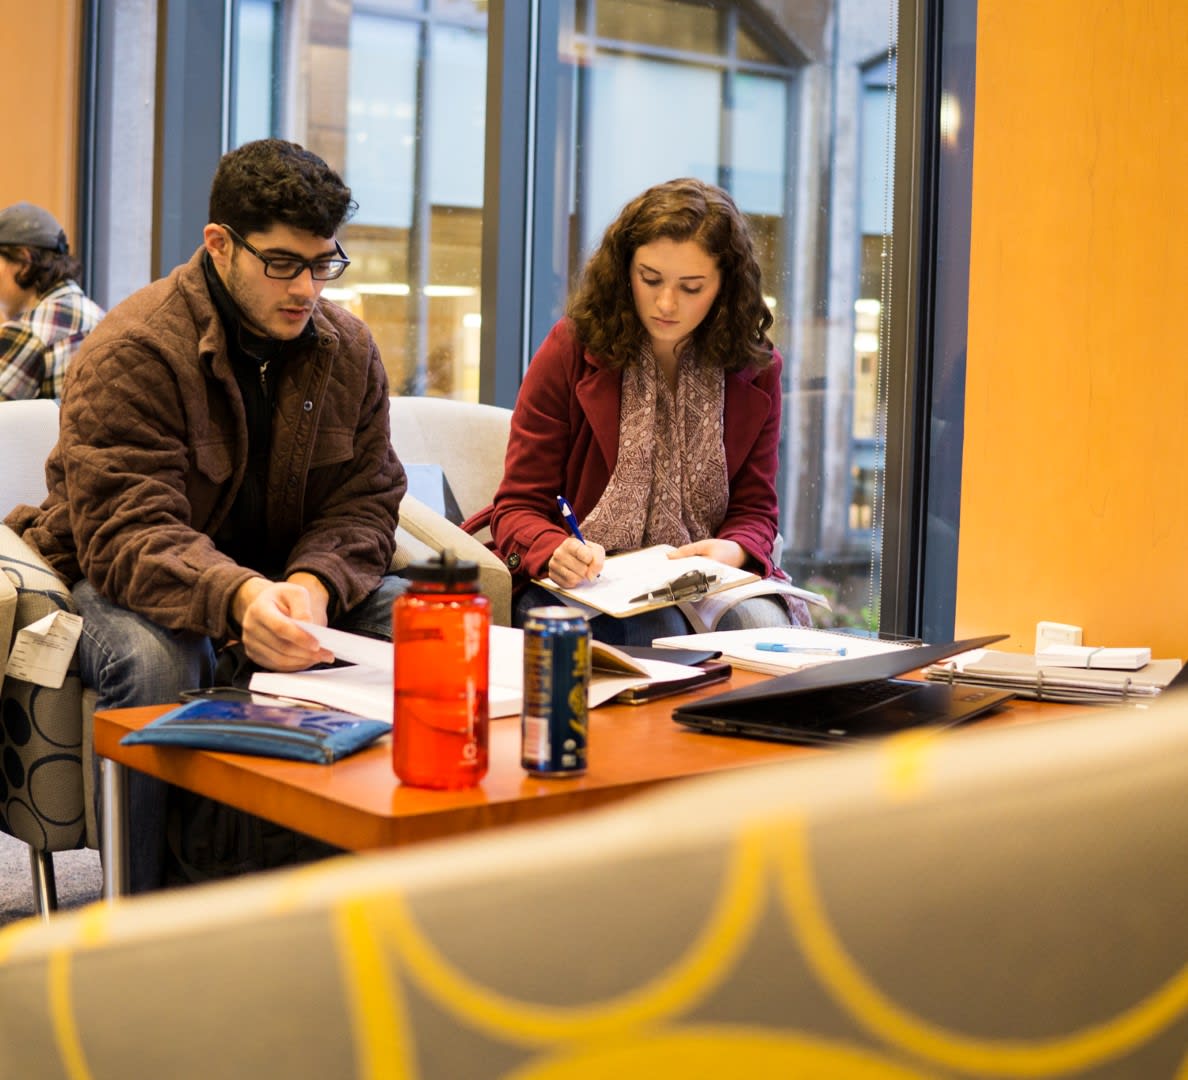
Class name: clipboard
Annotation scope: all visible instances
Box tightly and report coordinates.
[533,545,758,618]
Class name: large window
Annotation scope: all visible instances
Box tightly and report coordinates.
[228,0,905,632]
[87,0,956,637]
[234,2,489,399]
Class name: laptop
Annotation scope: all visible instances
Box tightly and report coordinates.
[672,634,1013,746]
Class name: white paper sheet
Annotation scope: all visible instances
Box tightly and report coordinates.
[5,610,84,689]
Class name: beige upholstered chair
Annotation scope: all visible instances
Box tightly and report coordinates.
[387,394,513,625]
[0,400,95,917]
[5,696,1188,1077]
[0,395,511,916]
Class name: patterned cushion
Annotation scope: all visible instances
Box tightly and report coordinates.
[5,701,1188,1076]
[0,525,87,854]
[0,570,14,684]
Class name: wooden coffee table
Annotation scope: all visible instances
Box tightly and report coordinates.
[92,671,799,897]
[93,674,1061,899]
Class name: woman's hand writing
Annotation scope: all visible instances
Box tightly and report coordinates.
[548,536,606,587]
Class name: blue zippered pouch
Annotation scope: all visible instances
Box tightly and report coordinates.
[120,699,389,764]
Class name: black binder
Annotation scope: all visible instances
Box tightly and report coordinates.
[672,635,1011,746]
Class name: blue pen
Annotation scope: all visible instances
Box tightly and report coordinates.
[755,642,847,656]
[556,496,586,544]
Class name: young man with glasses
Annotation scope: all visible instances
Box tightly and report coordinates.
[6,139,408,892]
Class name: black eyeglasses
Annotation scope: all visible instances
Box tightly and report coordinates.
[221,224,351,281]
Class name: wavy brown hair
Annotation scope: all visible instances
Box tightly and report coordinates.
[567,178,773,373]
[209,138,356,239]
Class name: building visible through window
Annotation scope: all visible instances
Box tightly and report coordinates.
[232,0,898,631]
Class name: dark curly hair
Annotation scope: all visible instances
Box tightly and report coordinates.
[567,178,773,373]
[209,138,357,238]
[0,246,83,295]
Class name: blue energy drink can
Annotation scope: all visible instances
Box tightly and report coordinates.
[521,606,590,777]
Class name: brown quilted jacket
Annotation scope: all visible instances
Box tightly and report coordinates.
[5,248,405,639]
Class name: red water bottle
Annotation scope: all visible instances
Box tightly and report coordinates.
[392,552,490,789]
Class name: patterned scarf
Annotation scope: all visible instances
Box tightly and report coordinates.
[582,342,729,552]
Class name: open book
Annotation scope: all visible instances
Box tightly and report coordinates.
[534,544,828,625]
[247,622,721,722]
[652,625,913,676]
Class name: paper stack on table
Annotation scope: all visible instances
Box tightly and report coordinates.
[652,626,912,676]
[248,623,716,722]
[924,647,1181,704]
[1034,644,1151,670]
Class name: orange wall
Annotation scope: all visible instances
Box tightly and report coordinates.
[0,0,83,238]
[6,0,1186,658]
[958,2,1188,657]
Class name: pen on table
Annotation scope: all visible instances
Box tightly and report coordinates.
[755,642,847,656]
[556,495,586,543]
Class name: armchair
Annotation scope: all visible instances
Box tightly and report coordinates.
[0,400,94,917]
[387,394,513,625]
[6,695,1188,1076]
[0,395,514,916]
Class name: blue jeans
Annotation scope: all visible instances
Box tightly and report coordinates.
[76,574,408,892]
[513,583,798,646]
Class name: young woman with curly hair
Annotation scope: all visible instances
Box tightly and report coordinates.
[484,177,812,645]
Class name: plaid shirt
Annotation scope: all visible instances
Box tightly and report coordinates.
[0,280,105,400]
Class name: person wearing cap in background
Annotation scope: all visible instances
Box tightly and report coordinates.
[0,201,104,400]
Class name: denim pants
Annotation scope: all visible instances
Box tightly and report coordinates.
[76,574,408,892]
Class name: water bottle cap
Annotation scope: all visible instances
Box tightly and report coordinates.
[404,549,480,586]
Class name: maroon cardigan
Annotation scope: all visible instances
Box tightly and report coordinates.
[479,318,784,583]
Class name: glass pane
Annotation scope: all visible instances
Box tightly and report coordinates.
[730,73,786,215]
[229,1,487,401]
[539,0,898,632]
[346,15,418,229]
[425,25,486,398]
[232,0,276,146]
[431,0,485,15]
[228,0,901,633]
[582,55,720,252]
[369,0,426,11]
[596,0,721,53]
[736,23,775,65]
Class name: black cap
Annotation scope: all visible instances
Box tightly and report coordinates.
[403,549,480,586]
[0,202,69,253]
